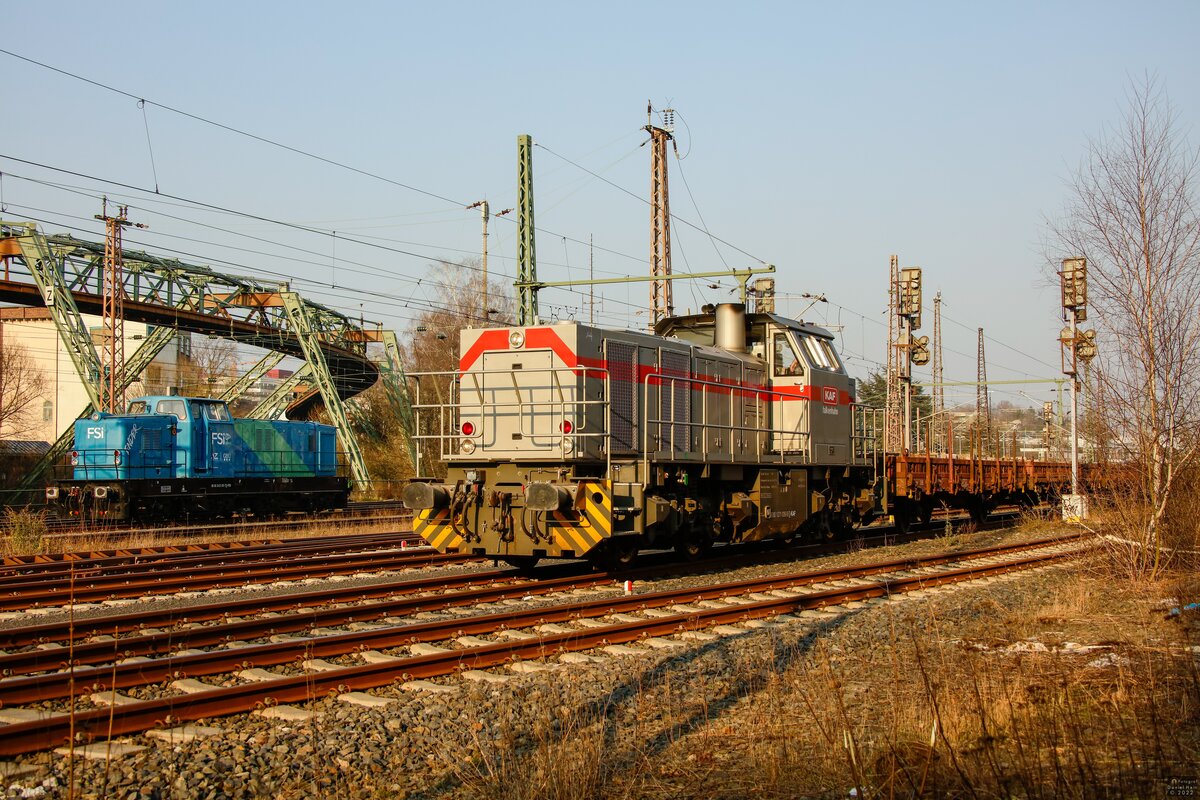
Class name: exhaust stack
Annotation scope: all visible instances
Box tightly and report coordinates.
[714,303,747,352]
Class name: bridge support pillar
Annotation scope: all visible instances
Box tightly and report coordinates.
[280,291,370,492]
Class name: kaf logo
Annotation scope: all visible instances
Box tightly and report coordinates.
[822,386,839,405]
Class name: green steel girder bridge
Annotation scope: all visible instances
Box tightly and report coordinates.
[0,220,389,492]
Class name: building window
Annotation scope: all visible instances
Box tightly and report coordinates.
[42,400,53,422]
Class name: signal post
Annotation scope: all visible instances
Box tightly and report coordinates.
[1059,257,1096,521]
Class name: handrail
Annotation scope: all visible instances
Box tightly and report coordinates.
[639,372,819,468]
[406,365,612,475]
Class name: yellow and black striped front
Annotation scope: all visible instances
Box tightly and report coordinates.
[414,507,463,552]
[547,480,611,556]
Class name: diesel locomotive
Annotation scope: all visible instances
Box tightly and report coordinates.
[403,302,1091,566]
[46,395,348,521]
[403,303,881,566]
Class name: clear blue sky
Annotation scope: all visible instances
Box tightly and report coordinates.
[3,1,1196,410]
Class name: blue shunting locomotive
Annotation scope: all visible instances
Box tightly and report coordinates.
[45,396,349,521]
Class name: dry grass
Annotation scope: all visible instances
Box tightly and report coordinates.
[672,566,1200,798]
[0,506,48,556]
[427,555,1200,800]
[445,706,612,800]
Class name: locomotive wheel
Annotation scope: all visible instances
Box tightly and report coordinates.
[828,508,857,538]
[674,528,712,560]
[604,538,640,570]
[773,531,798,548]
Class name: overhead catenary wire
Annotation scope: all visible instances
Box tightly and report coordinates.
[0,49,665,277]
[1,50,1066,379]
[0,48,466,209]
[137,99,160,194]
[6,170,567,279]
[2,205,650,340]
[2,209,477,330]
[0,159,651,324]
[534,141,770,266]
[3,50,1056,344]
[673,155,730,272]
[0,50,791,330]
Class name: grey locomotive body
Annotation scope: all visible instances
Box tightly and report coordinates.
[404,303,879,565]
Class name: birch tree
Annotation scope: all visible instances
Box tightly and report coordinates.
[1049,78,1200,576]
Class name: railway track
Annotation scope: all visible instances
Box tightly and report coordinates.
[0,518,1022,648]
[0,530,423,577]
[0,544,467,612]
[0,532,1087,756]
[0,510,1015,612]
[5,501,411,548]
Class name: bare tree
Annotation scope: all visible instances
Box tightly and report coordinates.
[0,340,47,440]
[178,336,238,398]
[1048,77,1200,576]
[351,382,415,498]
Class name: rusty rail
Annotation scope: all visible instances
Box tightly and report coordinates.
[0,534,1085,753]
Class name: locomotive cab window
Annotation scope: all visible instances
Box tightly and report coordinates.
[158,399,186,420]
[203,403,230,422]
[802,335,834,370]
[816,337,844,372]
[773,332,804,377]
[128,401,148,415]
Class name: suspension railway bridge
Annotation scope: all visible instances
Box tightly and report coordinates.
[0,220,414,498]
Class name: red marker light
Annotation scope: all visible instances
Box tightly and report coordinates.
[560,420,573,434]
[461,421,476,436]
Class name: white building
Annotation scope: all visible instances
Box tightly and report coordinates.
[0,308,186,445]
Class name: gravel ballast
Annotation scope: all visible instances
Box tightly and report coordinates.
[5,524,1181,799]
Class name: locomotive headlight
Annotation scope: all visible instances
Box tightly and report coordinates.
[509,330,525,348]
[113,450,122,466]
[45,487,59,500]
[70,450,79,466]
[560,437,574,454]
[460,439,476,454]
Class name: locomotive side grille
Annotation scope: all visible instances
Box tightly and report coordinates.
[660,349,691,454]
[607,341,638,453]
